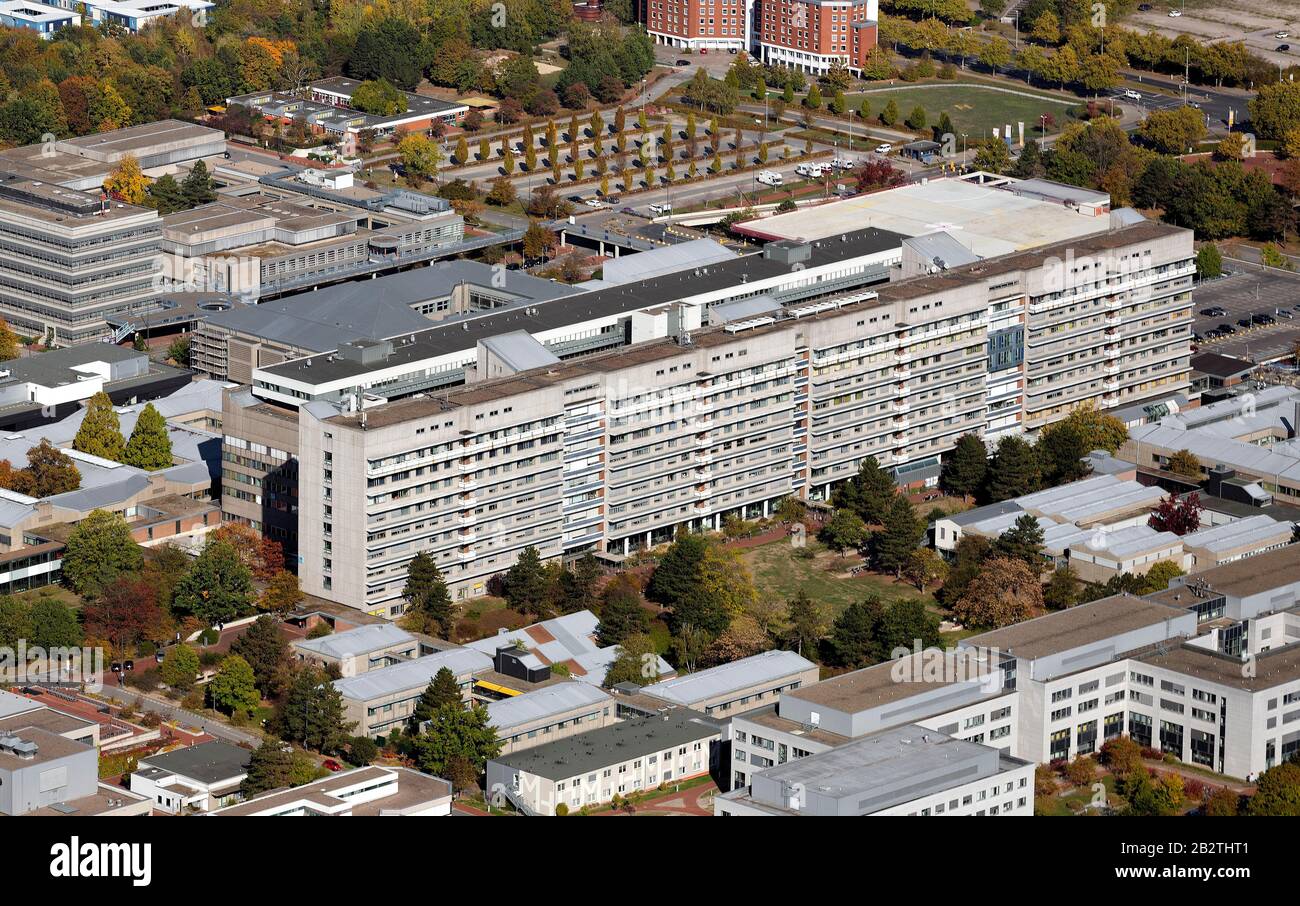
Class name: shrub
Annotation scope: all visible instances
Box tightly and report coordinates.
[555,802,569,816]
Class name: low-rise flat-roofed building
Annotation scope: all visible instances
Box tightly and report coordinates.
[486,709,720,815]
[1179,515,1295,572]
[127,740,251,814]
[334,646,493,738]
[0,1,78,35]
[209,765,452,816]
[638,649,819,718]
[292,622,418,677]
[0,727,100,815]
[486,682,615,754]
[716,724,1036,816]
[228,78,467,140]
[463,611,673,688]
[0,343,192,431]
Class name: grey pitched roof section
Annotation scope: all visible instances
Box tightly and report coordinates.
[486,682,612,732]
[639,650,816,706]
[293,623,415,659]
[333,647,492,701]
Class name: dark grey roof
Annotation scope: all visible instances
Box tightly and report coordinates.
[490,711,719,781]
[1191,352,1256,380]
[260,227,905,385]
[946,499,1023,527]
[208,260,578,354]
[137,741,251,785]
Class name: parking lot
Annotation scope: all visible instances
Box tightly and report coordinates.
[1193,264,1300,363]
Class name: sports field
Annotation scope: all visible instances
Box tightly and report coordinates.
[849,83,1078,138]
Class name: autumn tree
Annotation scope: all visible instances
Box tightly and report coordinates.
[1148,492,1203,536]
[903,547,948,591]
[702,615,771,666]
[104,153,148,204]
[952,557,1044,629]
[0,317,19,361]
[73,391,126,462]
[1166,448,1202,478]
[260,570,303,615]
[8,440,80,497]
[81,576,165,651]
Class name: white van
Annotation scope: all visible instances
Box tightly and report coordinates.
[795,162,824,178]
[756,170,783,186]
[648,201,674,215]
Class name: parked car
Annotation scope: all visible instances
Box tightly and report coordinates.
[1277,31,1290,39]
[605,195,620,205]
[729,47,738,54]
[1123,89,1142,101]
[1277,309,1294,319]
[874,143,893,154]
[620,206,638,215]
[1200,307,1225,317]
[323,759,344,772]
[1238,317,1254,328]
[700,47,708,54]
[830,156,857,169]
[648,201,673,215]
[1218,323,1236,334]
[1168,9,1182,17]
[1256,313,1276,325]
[582,197,605,208]
[676,59,691,66]
[1204,329,1222,340]
[1187,101,1201,109]
[1138,3,1151,9]
[1280,45,1292,53]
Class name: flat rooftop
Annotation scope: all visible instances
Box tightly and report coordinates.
[486,682,612,730]
[1135,639,1300,692]
[1159,543,1300,600]
[962,594,1189,661]
[260,226,906,386]
[490,711,718,781]
[733,177,1116,256]
[293,622,415,660]
[744,724,1024,814]
[333,647,493,701]
[639,649,816,706]
[783,651,995,713]
[137,740,250,784]
[210,765,451,816]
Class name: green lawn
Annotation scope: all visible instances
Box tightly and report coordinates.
[740,538,935,618]
[1036,773,1124,817]
[847,83,1078,140]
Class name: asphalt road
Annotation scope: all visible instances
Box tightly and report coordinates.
[98,682,262,746]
